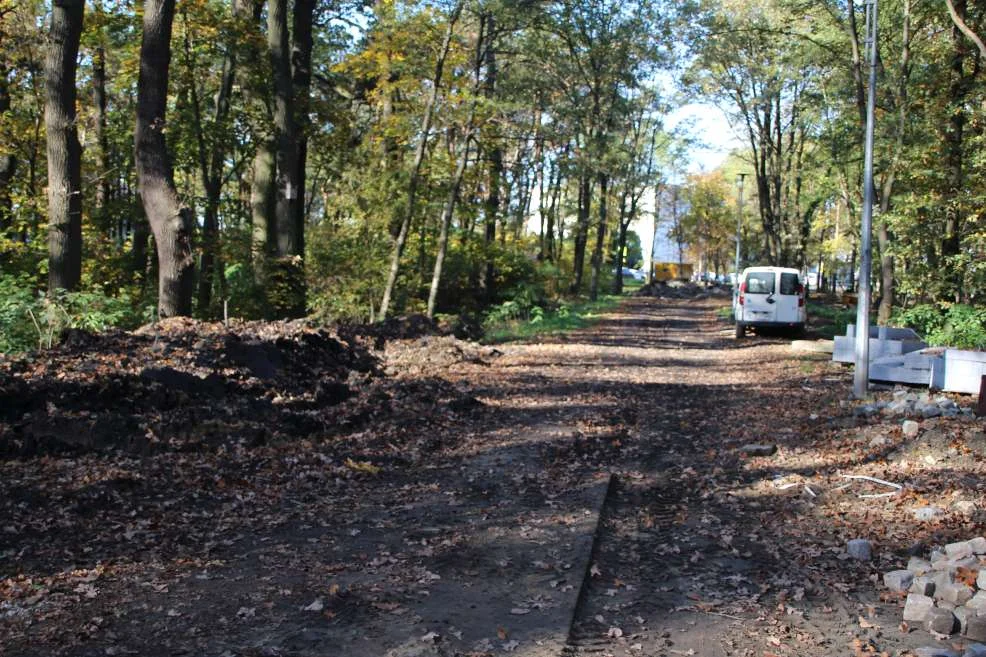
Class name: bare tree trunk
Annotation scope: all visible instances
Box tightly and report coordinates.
[92,1,111,231]
[479,11,501,303]
[136,0,195,317]
[379,2,462,318]
[45,0,85,292]
[570,172,591,293]
[589,173,608,300]
[292,0,314,257]
[184,0,243,315]
[0,59,16,233]
[428,136,472,318]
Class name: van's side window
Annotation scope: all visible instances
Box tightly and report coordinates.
[746,272,775,294]
[780,273,800,295]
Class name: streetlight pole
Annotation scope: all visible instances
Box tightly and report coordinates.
[854,0,878,399]
[734,173,746,294]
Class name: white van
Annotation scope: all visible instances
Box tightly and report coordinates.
[733,266,807,338]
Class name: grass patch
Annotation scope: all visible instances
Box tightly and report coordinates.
[807,301,858,339]
[484,292,629,344]
[715,305,733,322]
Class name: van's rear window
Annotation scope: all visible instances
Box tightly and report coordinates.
[780,273,800,295]
[745,272,774,294]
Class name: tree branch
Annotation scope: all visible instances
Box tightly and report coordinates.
[945,0,986,59]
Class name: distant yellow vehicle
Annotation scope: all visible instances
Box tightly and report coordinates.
[652,262,693,282]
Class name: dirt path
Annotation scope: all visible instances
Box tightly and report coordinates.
[2,296,984,657]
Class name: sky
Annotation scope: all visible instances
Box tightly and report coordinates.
[665,102,743,175]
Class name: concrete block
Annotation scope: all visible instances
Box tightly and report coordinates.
[914,507,945,521]
[903,420,922,437]
[904,593,935,621]
[947,541,975,560]
[911,575,936,597]
[967,615,986,642]
[927,607,958,635]
[739,444,777,457]
[956,606,971,635]
[967,592,986,613]
[884,569,915,591]
[931,549,949,563]
[978,569,986,590]
[939,583,975,605]
[909,557,933,575]
[847,539,872,561]
[943,350,986,395]
[971,537,986,554]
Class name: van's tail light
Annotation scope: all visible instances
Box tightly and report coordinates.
[797,283,805,307]
[738,282,746,306]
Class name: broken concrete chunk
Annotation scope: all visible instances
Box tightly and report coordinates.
[955,501,978,517]
[931,549,948,563]
[914,507,946,522]
[904,594,936,622]
[927,607,958,635]
[956,607,971,635]
[967,591,986,613]
[738,444,777,457]
[903,420,921,437]
[910,576,936,597]
[909,557,934,575]
[978,570,986,590]
[847,539,872,561]
[947,541,975,560]
[967,616,986,642]
[971,537,986,554]
[938,583,974,606]
[884,570,915,592]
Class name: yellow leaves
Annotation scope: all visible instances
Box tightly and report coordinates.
[344,458,381,475]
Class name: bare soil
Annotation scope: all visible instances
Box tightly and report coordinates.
[1,297,984,657]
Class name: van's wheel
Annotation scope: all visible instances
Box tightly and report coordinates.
[734,322,745,339]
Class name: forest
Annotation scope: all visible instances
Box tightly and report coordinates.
[0,0,984,350]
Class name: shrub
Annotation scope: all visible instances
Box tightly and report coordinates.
[0,274,145,354]
[895,303,986,350]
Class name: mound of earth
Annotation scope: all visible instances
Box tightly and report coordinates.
[0,316,483,458]
[636,280,732,299]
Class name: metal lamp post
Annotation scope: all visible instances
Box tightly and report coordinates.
[734,173,747,295]
[854,0,879,399]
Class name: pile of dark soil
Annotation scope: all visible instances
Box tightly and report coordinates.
[0,316,483,458]
[635,280,732,299]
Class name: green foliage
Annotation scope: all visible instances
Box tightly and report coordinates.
[0,274,145,354]
[895,304,986,350]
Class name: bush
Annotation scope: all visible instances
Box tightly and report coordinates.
[0,274,145,354]
[895,303,986,350]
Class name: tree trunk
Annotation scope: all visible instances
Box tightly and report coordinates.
[185,0,242,315]
[292,0,314,257]
[0,60,16,233]
[251,141,276,268]
[378,2,462,318]
[571,173,591,293]
[479,14,502,303]
[589,173,608,300]
[428,136,472,318]
[135,0,195,318]
[92,2,111,231]
[45,0,85,292]
[941,0,969,302]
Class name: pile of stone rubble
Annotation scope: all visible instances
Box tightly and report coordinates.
[885,538,986,654]
[854,391,971,419]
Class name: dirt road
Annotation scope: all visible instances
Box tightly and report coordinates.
[2,296,983,656]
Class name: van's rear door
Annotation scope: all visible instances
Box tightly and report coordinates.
[742,271,777,323]
[776,272,802,323]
